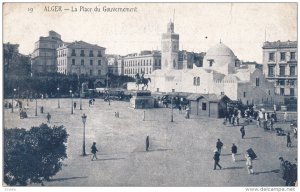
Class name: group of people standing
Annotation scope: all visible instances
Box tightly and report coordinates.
[214,139,255,175]
[279,157,297,186]
[224,108,242,126]
[213,123,256,175]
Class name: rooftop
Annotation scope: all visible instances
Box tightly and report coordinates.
[262,40,297,49]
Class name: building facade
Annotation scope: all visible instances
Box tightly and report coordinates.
[31,31,63,75]
[122,50,161,77]
[133,21,277,105]
[262,41,297,98]
[107,54,119,75]
[56,41,107,76]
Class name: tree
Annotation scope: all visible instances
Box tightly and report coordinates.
[4,124,68,186]
[3,43,19,75]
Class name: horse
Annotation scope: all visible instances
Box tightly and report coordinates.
[135,73,151,90]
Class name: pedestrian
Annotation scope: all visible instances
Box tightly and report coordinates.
[245,152,254,174]
[240,126,246,139]
[46,112,51,123]
[146,136,150,151]
[74,102,77,109]
[293,127,297,139]
[216,139,224,154]
[231,143,237,162]
[178,105,182,114]
[237,110,241,125]
[185,107,190,119]
[213,151,222,170]
[287,133,292,147]
[231,114,235,125]
[270,117,274,130]
[91,142,98,161]
[284,112,288,122]
[279,157,285,178]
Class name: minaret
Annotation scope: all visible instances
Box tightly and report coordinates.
[161,20,179,70]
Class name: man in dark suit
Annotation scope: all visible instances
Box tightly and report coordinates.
[213,151,222,170]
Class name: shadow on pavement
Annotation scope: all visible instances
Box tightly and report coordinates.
[94,157,126,161]
[49,176,88,182]
[150,148,173,152]
[255,169,280,175]
[235,159,246,162]
[244,137,262,139]
[222,166,244,170]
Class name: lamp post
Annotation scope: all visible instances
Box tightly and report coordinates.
[11,88,16,113]
[81,113,87,156]
[70,90,73,114]
[35,94,37,116]
[171,96,174,122]
[57,87,60,108]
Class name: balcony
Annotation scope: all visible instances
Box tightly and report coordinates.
[80,54,85,57]
[89,54,94,57]
[71,53,76,56]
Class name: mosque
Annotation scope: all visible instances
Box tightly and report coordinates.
[146,21,276,106]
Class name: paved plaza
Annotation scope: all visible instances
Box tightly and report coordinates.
[4,98,298,187]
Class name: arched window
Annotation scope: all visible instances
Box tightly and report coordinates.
[193,77,196,85]
[197,77,200,85]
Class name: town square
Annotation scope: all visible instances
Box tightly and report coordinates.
[3,98,297,186]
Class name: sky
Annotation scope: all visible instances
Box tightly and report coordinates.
[3,2,297,63]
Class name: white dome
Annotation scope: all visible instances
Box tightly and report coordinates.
[206,42,235,57]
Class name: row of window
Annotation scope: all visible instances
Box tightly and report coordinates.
[71,59,102,66]
[268,65,296,77]
[124,59,161,67]
[58,69,103,76]
[279,88,295,96]
[275,80,296,86]
[125,68,152,75]
[268,52,296,62]
[57,49,103,57]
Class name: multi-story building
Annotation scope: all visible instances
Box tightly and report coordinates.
[31,31,63,75]
[107,54,120,75]
[262,40,297,97]
[117,57,124,76]
[122,50,161,77]
[56,40,107,76]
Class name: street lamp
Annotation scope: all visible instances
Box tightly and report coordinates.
[81,113,87,156]
[80,93,82,110]
[57,87,60,108]
[35,94,37,116]
[11,88,16,113]
[70,90,73,114]
[171,96,174,122]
